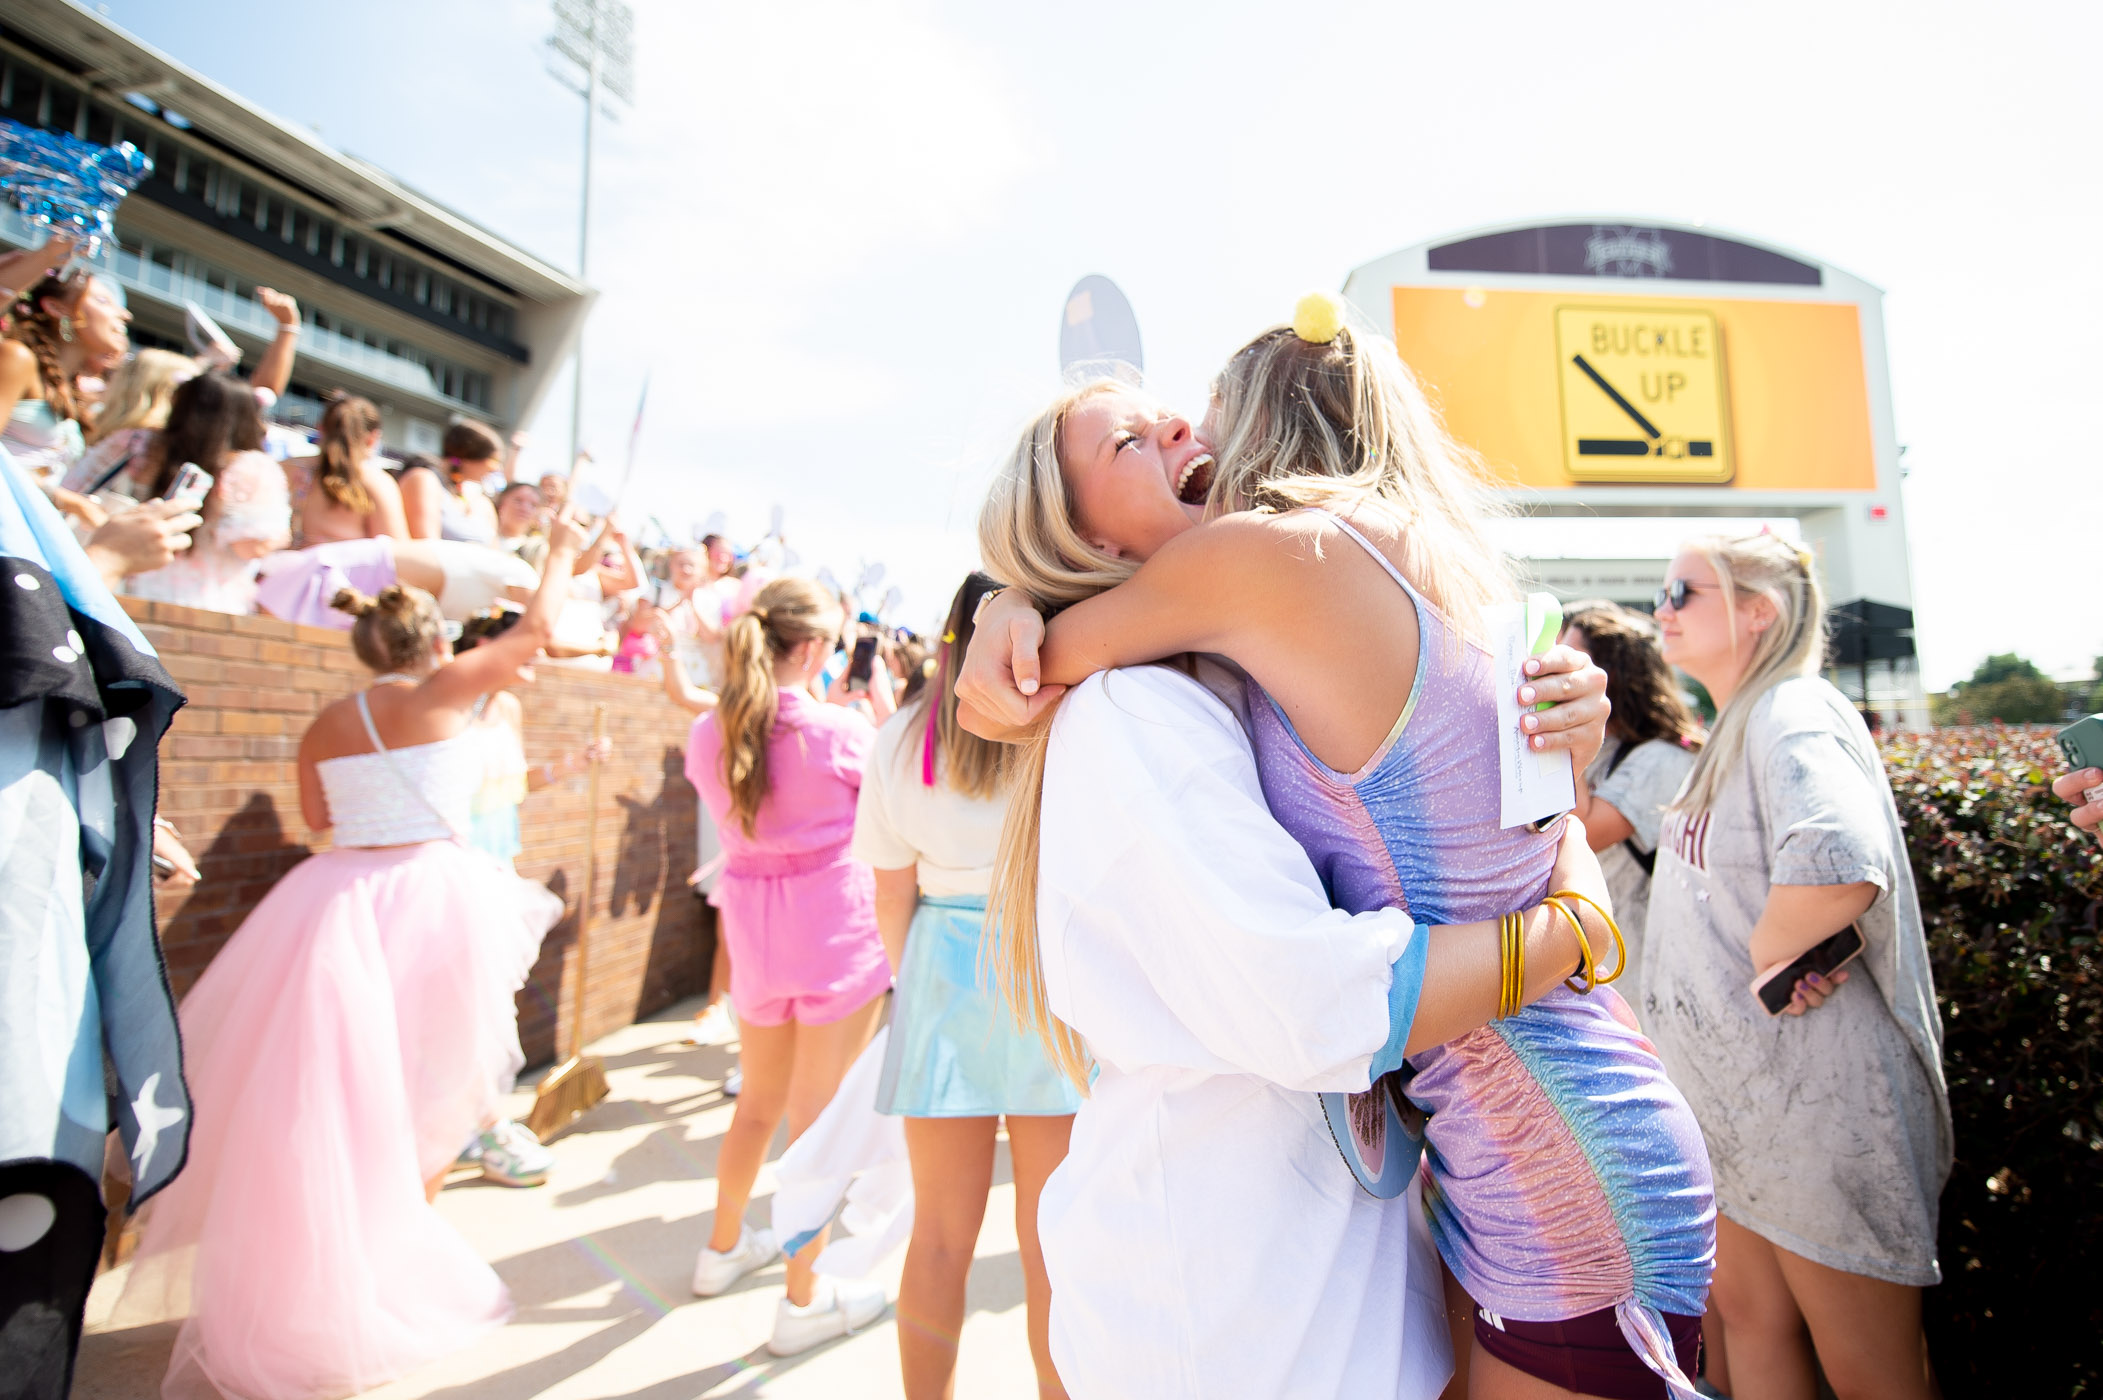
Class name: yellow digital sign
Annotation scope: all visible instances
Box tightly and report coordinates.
[1554,305,1730,483]
[1388,287,1877,493]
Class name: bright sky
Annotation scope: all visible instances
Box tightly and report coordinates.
[101,0,2099,689]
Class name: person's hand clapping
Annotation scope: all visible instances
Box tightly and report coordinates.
[1517,645,1612,772]
[956,590,1063,740]
[83,498,201,588]
[2051,768,2103,842]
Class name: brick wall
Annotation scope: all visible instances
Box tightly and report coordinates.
[127,597,712,1065]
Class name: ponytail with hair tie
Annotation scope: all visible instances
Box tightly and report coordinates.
[714,579,839,836]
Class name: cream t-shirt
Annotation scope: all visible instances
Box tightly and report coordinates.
[850,704,1006,898]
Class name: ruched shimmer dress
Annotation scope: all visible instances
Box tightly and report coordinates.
[118,695,560,1400]
[1246,513,1714,1396]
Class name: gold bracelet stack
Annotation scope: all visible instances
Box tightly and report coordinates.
[1497,910,1525,1019]
[1548,889,1628,988]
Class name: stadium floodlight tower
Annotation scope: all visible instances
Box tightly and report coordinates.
[1341,219,1924,727]
[547,0,635,462]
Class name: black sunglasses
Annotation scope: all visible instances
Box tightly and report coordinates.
[1653,579,1714,612]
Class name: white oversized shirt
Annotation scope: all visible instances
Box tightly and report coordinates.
[1034,665,1450,1400]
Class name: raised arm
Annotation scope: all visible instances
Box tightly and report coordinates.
[248,288,301,399]
[646,610,719,714]
[427,513,585,706]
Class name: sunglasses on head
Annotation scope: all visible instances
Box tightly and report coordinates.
[1653,579,1714,612]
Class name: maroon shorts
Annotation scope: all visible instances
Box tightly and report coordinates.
[1473,1304,1702,1400]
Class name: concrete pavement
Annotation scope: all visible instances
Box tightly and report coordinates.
[76,997,1045,1399]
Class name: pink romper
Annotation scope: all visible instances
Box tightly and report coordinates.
[686,688,888,1026]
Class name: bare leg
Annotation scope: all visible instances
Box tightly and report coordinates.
[1710,1215,1818,1400]
[424,1168,446,1203]
[1004,1114,1075,1399]
[1439,1262,1473,1400]
[1702,1308,1732,1396]
[897,1117,998,1400]
[706,1016,797,1255]
[778,993,886,1307]
[1774,1244,1933,1400]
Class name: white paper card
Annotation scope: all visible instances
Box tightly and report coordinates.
[1484,601,1577,829]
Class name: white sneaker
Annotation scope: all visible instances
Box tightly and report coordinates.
[689,1001,738,1047]
[692,1224,778,1297]
[767,1275,889,1357]
[723,1067,742,1098]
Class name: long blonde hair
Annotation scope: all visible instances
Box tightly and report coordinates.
[716,576,842,837]
[87,349,194,444]
[1671,532,1827,812]
[1206,322,1517,630]
[980,382,1138,1090]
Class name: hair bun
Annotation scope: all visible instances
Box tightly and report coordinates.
[1292,292,1346,345]
[329,586,378,618]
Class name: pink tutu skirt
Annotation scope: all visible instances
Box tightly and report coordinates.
[117,841,561,1400]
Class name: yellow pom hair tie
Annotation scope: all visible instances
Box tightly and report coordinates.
[1292,292,1346,345]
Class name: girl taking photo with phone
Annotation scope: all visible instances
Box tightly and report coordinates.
[1640,533,1949,1400]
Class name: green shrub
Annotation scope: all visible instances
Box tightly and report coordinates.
[1882,726,2101,1394]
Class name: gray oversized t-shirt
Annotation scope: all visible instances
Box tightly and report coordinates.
[1639,676,1951,1285]
[1583,734,1696,982]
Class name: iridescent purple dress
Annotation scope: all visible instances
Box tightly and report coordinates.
[1247,512,1715,1389]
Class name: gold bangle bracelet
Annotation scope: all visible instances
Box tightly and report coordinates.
[1549,889,1628,985]
[1545,896,1596,994]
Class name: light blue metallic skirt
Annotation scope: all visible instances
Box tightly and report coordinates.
[876,895,1081,1118]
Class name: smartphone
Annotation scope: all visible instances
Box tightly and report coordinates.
[2056,715,2103,803]
[167,461,213,512]
[846,634,878,692]
[1750,923,1865,1016]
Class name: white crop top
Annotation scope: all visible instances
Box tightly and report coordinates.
[315,691,481,847]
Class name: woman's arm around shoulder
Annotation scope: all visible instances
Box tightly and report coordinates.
[1035,510,1313,688]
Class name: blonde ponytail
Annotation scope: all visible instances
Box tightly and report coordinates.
[1672,533,1827,813]
[715,577,840,837]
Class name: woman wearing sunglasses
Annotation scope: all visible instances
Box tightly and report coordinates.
[1640,534,1948,1400]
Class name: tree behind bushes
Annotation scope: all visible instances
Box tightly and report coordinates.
[1933,652,2068,725]
[1883,726,2101,1393]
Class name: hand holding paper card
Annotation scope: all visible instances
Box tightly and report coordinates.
[1487,594,1577,829]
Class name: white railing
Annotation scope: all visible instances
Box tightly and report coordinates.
[0,206,475,410]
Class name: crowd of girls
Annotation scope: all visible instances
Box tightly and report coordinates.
[5,220,1951,1400]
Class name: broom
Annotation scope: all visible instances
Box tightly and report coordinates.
[527,704,611,1138]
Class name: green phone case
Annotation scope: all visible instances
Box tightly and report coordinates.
[1525,593,1563,712]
